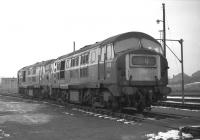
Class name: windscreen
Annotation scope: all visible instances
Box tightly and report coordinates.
[141,38,163,54]
[114,38,163,54]
[114,38,140,53]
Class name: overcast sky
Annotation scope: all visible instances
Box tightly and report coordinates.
[0,0,199,78]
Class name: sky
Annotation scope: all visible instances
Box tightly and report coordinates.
[0,0,199,78]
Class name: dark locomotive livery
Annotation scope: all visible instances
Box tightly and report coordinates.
[18,32,171,112]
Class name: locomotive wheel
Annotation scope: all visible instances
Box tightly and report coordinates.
[111,97,121,112]
[137,102,145,112]
[136,91,145,112]
[83,89,93,106]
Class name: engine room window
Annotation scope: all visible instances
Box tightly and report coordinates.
[28,70,31,75]
[141,39,163,54]
[81,53,89,65]
[71,57,79,67]
[32,69,36,75]
[54,63,57,72]
[22,71,26,82]
[71,59,75,67]
[66,59,70,68]
[75,56,79,66]
[60,60,65,70]
[60,60,65,79]
[57,62,60,70]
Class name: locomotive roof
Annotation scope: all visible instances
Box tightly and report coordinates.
[19,59,55,71]
[58,31,160,60]
[57,42,101,60]
[101,32,160,45]
[18,31,160,72]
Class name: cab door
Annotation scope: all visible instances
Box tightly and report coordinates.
[105,44,114,80]
[99,44,114,81]
[99,46,106,80]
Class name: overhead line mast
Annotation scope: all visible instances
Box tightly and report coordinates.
[157,3,185,104]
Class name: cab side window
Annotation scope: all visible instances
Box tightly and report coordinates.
[101,46,106,61]
[106,44,114,60]
[65,59,70,69]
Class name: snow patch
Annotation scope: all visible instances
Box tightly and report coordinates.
[146,117,156,121]
[51,104,64,108]
[0,113,51,125]
[72,108,137,125]
[0,129,10,139]
[146,129,193,140]
[124,121,136,125]
[117,119,126,122]
[64,112,74,116]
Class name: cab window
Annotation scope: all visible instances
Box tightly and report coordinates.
[100,46,106,61]
[141,38,163,54]
[106,44,114,60]
[66,59,70,68]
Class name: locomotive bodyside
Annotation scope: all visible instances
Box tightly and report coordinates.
[18,32,171,111]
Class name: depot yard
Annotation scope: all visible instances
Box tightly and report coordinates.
[0,94,199,140]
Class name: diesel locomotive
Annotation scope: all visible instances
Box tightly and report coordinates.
[18,32,171,112]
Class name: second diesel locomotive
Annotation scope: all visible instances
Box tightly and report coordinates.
[18,32,171,111]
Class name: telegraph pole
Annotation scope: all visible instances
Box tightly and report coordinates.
[156,3,166,57]
[163,3,166,57]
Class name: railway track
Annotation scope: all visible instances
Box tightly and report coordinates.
[167,96,200,103]
[1,92,200,111]
[0,93,144,123]
[0,93,190,123]
[1,93,200,139]
[153,96,200,110]
[18,94,200,139]
[154,101,200,110]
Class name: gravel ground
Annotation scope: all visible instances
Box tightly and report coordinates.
[0,94,199,140]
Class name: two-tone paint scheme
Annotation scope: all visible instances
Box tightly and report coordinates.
[18,32,171,111]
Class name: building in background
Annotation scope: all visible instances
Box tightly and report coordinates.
[0,78,18,93]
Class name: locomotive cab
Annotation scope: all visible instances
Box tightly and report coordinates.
[112,33,171,111]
